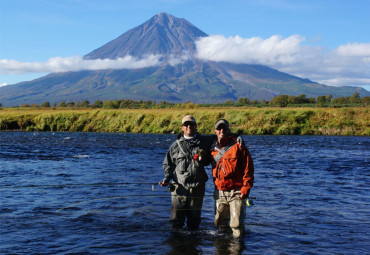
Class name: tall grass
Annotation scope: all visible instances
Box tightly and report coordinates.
[0,107,368,135]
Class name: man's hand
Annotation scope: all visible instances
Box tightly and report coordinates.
[159,181,169,187]
[239,193,247,200]
[236,135,244,145]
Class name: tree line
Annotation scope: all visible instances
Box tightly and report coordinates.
[1,93,369,109]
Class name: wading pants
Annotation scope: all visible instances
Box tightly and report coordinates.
[214,189,246,237]
[169,183,205,230]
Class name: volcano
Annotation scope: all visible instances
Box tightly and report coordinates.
[0,13,368,106]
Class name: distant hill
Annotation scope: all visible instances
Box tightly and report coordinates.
[0,12,368,106]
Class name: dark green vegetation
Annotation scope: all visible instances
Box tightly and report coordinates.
[1,104,368,136]
[4,92,368,109]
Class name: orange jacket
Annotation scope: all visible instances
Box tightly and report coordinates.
[211,138,254,195]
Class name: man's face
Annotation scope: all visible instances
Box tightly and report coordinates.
[182,121,197,137]
[215,124,230,141]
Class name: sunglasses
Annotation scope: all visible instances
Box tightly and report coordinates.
[216,125,228,130]
[182,121,196,127]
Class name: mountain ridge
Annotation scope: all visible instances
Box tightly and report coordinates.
[84,13,207,60]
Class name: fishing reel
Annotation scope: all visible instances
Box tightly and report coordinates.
[246,197,256,207]
[168,184,175,192]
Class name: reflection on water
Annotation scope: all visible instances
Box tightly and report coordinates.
[0,132,369,254]
[165,232,202,255]
[213,237,246,255]
[164,230,246,255]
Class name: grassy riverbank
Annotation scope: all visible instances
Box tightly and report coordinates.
[0,107,368,135]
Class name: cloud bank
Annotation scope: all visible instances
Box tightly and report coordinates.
[0,55,162,74]
[195,35,370,88]
[1,36,370,89]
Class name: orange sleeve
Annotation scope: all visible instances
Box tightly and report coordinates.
[239,144,254,195]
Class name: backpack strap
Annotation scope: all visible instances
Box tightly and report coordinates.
[176,140,187,154]
[213,140,236,166]
[176,139,193,159]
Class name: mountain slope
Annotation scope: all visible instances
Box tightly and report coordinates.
[85,12,207,59]
[0,13,368,106]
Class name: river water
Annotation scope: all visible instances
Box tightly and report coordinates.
[0,132,369,254]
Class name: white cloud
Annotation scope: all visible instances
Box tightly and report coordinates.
[166,53,191,66]
[336,43,370,57]
[1,38,370,91]
[317,78,370,87]
[195,35,370,88]
[0,82,8,87]
[196,34,305,66]
[0,55,162,74]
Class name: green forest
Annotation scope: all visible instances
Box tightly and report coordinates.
[1,92,369,109]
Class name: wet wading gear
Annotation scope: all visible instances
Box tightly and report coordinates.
[169,183,205,230]
[163,133,213,229]
[211,136,254,237]
[214,189,246,238]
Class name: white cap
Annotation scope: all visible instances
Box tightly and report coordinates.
[182,115,196,125]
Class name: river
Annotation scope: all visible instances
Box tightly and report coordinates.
[0,132,369,254]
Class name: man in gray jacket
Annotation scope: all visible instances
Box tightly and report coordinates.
[160,115,212,230]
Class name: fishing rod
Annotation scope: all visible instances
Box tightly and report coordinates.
[0,182,161,191]
[2,181,256,196]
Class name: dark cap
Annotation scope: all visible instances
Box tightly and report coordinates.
[215,119,230,129]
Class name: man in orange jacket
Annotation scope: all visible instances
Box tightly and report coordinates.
[211,119,254,238]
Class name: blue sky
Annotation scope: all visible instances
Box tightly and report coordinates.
[1,0,370,91]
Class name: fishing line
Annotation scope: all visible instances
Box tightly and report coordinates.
[0,182,161,191]
[55,194,170,213]
[0,182,256,206]
[1,182,256,200]
[59,207,218,214]
[56,194,256,213]
[2,182,256,212]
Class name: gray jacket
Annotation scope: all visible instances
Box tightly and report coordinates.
[162,133,212,187]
